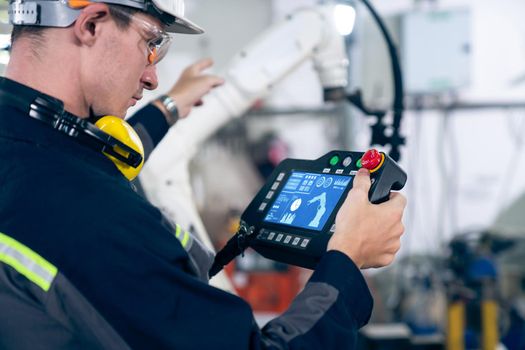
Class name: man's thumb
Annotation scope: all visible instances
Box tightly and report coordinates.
[352,168,371,193]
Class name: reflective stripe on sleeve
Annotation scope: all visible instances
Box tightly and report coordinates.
[0,232,57,292]
[180,231,190,248]
[173,225,192,250]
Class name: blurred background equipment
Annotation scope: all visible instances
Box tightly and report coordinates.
[445,232,508,350]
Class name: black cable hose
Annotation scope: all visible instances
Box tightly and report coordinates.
[356,0,405,161]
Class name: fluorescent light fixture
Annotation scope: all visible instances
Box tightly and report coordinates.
[333,4,356,36]
[0,52,10,65]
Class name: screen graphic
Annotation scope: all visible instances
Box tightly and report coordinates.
[264,172,352,231]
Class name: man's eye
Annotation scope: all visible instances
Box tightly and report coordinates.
[148,37,163,48]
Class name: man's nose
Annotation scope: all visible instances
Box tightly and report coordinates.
[142,64,159,90]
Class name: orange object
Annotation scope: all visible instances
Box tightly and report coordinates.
[148,47,157,65]
[224,253,305,313]
[67,0,92,9]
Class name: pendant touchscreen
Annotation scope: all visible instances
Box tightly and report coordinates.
[264,172,352,232]
[211,150,407,272]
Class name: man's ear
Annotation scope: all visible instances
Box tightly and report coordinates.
[73,3,111,46]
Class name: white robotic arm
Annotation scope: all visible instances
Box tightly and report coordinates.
[224,5,349,112]
[146,4,350,170]
[139,4,351,288]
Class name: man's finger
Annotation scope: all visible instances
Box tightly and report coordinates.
[193,58,214,72]
[351,168,371,193]
[206,76,225,87]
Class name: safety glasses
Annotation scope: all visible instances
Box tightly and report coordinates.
[109,5,172,65]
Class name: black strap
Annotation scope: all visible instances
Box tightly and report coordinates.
[0,78,142,168]
[209,223,252,278]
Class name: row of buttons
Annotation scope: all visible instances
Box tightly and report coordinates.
[329,150,385,173]
[258,229,310,249]
[329,155,354,167]
[322,169,376,185]
[258,172,286,212]
[323,168,359,176]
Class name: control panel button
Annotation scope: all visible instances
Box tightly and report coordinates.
[284,235,292,244]
[265,191,274,200]
[268,231,276,240]
[329,155,340,166]
[275,233,284,242]
[258,202,267,211]
[322,168,330,173]
[271,182,279,190]
[342,156,352,167]
[277,172,285,181]
[335,169,344,174]
[257,229,268,239]
[360,149,383,171]
[292,237,301,246]
[349,170,357,176]
[300,239,310,248]
[330,223,336,233]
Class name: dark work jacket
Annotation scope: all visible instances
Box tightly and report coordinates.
[0,79,373,349]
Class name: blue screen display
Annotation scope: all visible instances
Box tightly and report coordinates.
[264,172,352,231]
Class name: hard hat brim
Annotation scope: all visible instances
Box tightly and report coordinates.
[150,0,204,34]
[165,15,203,34]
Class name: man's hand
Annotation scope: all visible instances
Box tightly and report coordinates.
[327,168,407,269]
[161,58,224,119]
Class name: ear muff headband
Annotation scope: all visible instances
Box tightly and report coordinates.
[0,85,144,181]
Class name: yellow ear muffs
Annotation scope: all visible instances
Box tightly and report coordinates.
[95,116,145,181]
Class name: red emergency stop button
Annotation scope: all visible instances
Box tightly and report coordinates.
[360,149,385,173]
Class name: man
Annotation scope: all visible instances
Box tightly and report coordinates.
[0,0,407,349]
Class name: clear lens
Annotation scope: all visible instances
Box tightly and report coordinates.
[110,6,172,65]
[146,33,171,64]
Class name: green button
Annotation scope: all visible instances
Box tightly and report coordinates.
[329,155,340,166]
[356,159,362,168]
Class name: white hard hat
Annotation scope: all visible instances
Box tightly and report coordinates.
[8,0,204,34]
[152,0,202,34]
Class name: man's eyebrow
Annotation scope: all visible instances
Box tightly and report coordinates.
[144,24,164,39]
[144,31,159,41]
